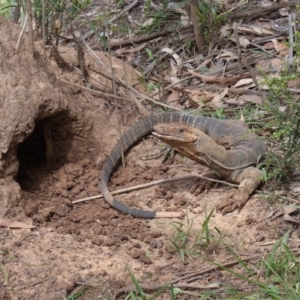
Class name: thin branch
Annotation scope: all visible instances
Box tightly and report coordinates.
[109,0,139,23]
[25,0,34,54]
[177,254,262,283]
[72,175,238,204]
[228,1,299,20]
[106,21,126,168]
[15,12,28,51]
[42,0,46,67]
[15,279,48,290]
[57,78,127,101]
[288,13,294,67]
[234,24,243,75]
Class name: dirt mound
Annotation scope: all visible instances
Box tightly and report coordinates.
[0,15,121,297]
[0,17,86,213]
[0,15,171,299]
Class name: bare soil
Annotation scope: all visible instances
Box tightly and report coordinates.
[0,15,294,300]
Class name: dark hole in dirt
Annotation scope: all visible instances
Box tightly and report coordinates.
[16,112,74,191]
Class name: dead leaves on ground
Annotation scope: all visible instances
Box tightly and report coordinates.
[73,0,300,112]
[107,2,300,110]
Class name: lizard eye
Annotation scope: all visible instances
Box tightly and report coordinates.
[178,129,184,133]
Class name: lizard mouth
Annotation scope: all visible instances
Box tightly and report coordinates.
[152,131,177,139]
[152,131,167,138]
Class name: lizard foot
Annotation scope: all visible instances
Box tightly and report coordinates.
[217,190,250,215]
[191,173,219,196]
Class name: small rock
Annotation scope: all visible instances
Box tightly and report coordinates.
[103,238,117,246]
[164,244,175,253]
[139,254,152,265]
[143,235,153,244]
[150,240,163,249]
[90,235,103,246]
[191,207,203,214]
[150,230,162,238]
[120,235,129,242]
[164,252,173,260]
[133,242,141,248]
[165,191,173,200]
[91,223,103,235]
[174,195,187,206]
[132,250,142,259]
[130,232,138,239]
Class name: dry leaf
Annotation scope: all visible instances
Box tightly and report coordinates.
[287,78,300,88]
[262,42,275,50]
[279,7,289,16]
[161,48,183,68]
[282,213,299,226]
[180,14,190,27]
[229,35,250,48]
[272,205,300,224]
[114,44,147,61]
[142,18,154,27]
[0,218,36,229]
[166,90,183,108]
[198,58,212,69]
[237,25,273,35]
[256,58,282,71]
[170,59,179,78]
[216,51,236,60]
[283,206,299,224]
[290,181,300,193]
[167,2,187,15]
[233,78,254,88]
[114,43,146,56]
[271,39,289,56]
[184,89,215,106]
[220,24,231,39]
[188,70,249,86]
[223,98,246,107]
[151,87,162,101]
[261,0,273,7]
[239,36,250,48]
[210,87,228,108]
[240,94,263,105]
[186,94,201,107]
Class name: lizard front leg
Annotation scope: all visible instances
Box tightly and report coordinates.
[217,167,263,214]
[191,172,220,195]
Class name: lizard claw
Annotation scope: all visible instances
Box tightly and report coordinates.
[191,173,219,196]
[217,190,250,215]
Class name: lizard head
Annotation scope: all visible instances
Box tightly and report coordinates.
[152,123,198,146]
[153,123,210,167]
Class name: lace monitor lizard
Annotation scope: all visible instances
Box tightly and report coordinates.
[100,113,266,219]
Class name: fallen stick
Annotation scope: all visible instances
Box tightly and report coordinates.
[228,1,299,20]
[72,174,238,204]
[109,0,139,23]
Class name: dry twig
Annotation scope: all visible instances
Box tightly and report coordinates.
[109,0,139,23]
[72,175,238,204]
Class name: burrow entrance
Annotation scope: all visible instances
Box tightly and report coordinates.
[16,112,76,191]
